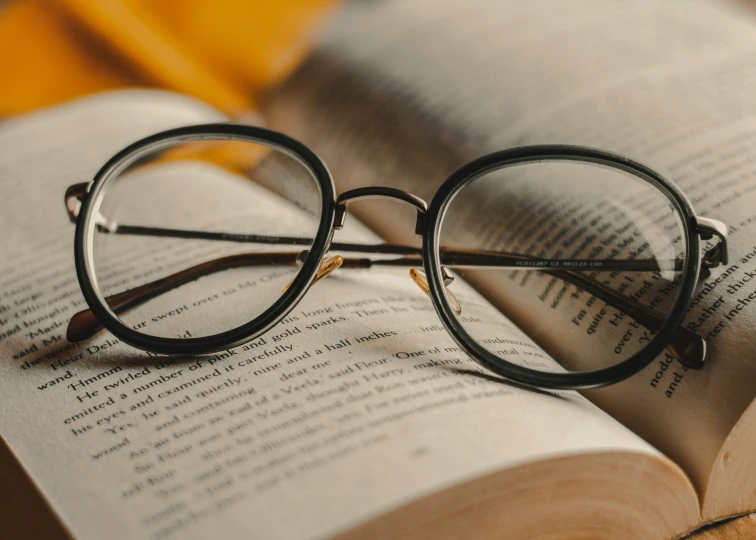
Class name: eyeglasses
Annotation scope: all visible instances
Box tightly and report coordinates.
[64,124,728,390]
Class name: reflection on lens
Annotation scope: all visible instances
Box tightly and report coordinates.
[89,136,322,340]
[437,159,686,374]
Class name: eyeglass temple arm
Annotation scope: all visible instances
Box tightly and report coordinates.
[64,182,728,271]
[67,252,300,343]
[94,220,728,267]
[66,226,707,368]
[401,252,704,369]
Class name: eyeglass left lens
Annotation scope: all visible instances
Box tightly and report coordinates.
[85,135,323,341]
[434,157,691,380]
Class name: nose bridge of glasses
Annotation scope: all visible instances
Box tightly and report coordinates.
[334,187,428,235]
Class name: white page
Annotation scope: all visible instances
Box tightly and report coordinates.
[265,0,756,515]
[0,92,684,539]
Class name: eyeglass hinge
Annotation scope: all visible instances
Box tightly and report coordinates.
[334,203,347,230]
[694,216,728,269]
[64,182,92,223]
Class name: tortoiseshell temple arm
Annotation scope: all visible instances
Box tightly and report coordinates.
[67,252,301,344]
[66,223,712,369]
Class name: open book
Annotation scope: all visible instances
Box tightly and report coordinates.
[1,0,756,539]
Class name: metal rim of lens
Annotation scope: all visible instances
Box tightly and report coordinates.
[74,124,336,355]
[423,145,701,390]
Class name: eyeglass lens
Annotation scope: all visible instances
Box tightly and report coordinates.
[437,160,687,375]
[88,137,323,340]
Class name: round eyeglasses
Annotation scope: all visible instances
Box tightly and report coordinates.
[64,124,728,390]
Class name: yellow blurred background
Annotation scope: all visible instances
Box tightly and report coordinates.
[0,0,344,117]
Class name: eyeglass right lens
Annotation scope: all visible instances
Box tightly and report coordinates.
[87,136,323,341]
[437,158,688,375]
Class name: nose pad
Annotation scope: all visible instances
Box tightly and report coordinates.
[283,251,344,293]
[409,267,462,315]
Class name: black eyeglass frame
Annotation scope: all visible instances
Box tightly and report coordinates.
[70,123,725,390]
[423,147,704,389]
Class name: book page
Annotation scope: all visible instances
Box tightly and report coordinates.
[0,93,697,539]
[264,0,756,519]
